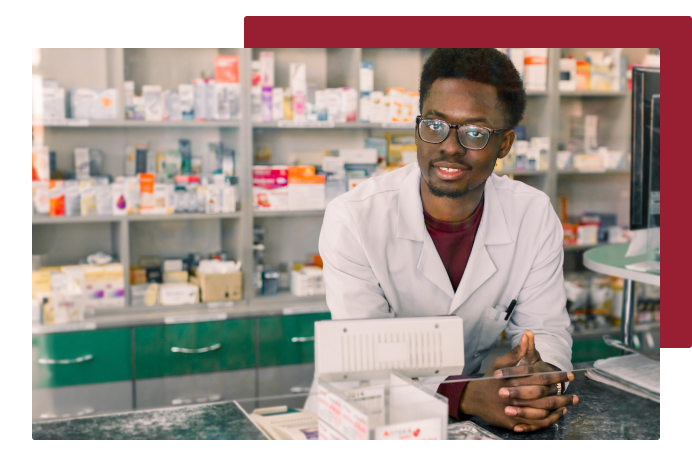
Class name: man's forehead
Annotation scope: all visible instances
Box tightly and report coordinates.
[424,78,504,123]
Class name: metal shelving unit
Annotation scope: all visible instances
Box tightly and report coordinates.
[33,47,643,327]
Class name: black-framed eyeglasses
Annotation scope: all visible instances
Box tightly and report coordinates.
[416,116,507,150]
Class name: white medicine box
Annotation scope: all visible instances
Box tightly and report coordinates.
[317,372,448,440]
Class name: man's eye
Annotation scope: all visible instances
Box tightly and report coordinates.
[465,130,483,138]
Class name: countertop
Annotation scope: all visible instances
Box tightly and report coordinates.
[454,362,659,440]
[33,363,659,440]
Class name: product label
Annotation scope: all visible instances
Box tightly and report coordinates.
[317,385,370,440]
[374,417,442,440]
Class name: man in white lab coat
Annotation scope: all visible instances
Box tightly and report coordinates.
[318,48,578,433]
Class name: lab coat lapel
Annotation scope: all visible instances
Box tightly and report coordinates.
[448,177,512,314]
[448,223,496,314]
[396,166,455,300]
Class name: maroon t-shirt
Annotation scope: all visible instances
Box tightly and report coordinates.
[425,198,484,419]
[423,199,485,292]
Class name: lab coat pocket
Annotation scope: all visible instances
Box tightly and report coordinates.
[475,306,510,361]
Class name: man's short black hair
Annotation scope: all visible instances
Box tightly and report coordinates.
[419,48,526,129]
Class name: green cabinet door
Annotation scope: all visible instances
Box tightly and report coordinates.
[258,312,331,367]
[134,319,255,379]
[33,329,132,389]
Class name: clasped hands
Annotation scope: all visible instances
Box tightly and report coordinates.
[458,331,579,433]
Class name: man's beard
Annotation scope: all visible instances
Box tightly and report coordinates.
[424,175,486,199]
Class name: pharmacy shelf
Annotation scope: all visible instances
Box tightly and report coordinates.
[35,120,241,128]
[32,293,329,335]
[253,209,325,218]
[32,212,241,225]
[559,91,629,98]
[32,215,125,225]
[495,170,547,177]
[252,121,415,130]
[128,212,241,222]
[557,169,631,176]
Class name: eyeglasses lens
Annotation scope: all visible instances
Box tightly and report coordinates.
[419,119,490,150]
[457,126,490,150]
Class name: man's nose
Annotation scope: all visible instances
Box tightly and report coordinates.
[439,127,467,156]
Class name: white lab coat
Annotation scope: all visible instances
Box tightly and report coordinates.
[304,163,572,412]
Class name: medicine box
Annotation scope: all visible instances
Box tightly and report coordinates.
[190,270,242,302]
[163,271,189,284]
[291,266,325,297]
[69,88,118,120]
[130,283,159,307]
[214,55,240,84]
[159,283,199,306]
[42,87,66,121]
[288,174,325,211]
[317,372,448,440]
[253,166,289,211]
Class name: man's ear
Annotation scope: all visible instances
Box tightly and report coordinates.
[497,130,515,159]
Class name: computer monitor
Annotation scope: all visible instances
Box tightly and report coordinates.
[630,66,660,230]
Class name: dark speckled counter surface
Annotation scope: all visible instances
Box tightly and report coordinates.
[457,362,659,440]
[32,401,267,440]
[33,362,659,440]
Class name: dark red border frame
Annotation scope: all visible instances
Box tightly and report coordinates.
[245,16,691,348]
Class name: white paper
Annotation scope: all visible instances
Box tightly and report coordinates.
[593,354,660,395]
[625,228,660,257]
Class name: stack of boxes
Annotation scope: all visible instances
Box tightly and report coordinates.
[32,139,239,218]
[32,263,125,325]
[125,55,240,122]
[130,256,243,308]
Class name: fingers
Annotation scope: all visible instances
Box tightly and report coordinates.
[513,408,568,433]
[503,371,574,387]
[506,394,579,413]
[495,363,569,379]
[521,331,539,364]
[504,406,551,420]
[490,333,528,370]
[499,384,558,400]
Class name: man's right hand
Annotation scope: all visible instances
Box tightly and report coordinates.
[458,332,578,433]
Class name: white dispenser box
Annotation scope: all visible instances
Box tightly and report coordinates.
[313,315,464,440]
[317,372,448,440]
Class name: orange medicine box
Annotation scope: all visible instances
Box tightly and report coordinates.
[49,180,65,216]
[139,173,155,212]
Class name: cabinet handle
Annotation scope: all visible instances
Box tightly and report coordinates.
[40,408,95,419]
[171,343,221,354]
[289,387,310,394]
[38,354,93,365]
[172,394,221,405]
[291,336,314,343]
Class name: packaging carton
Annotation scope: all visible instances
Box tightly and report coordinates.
[253,165,289,210]
[288,174,326,210]
[159,283,199,306]
[131,283,159,307]
[190,270,242,302]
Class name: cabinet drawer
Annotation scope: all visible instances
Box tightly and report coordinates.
[258,313,331,367]
[33,381,133,422]
[33,329,132,389]
[134,319,255,379]
[135,369,256,412]
[257,364,314,409]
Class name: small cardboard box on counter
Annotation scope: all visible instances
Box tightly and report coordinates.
[190,269,243,302]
